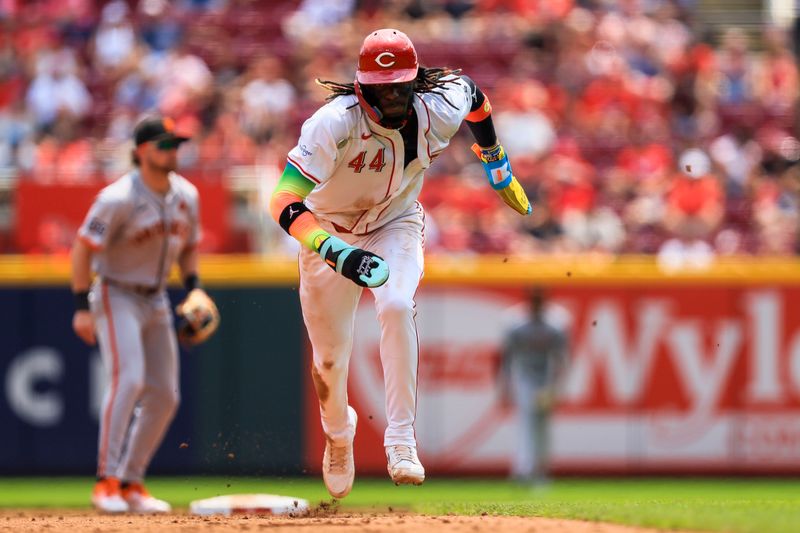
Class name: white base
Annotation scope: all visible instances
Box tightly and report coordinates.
[189,494,309,516]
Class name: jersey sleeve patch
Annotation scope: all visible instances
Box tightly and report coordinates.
[78,193,122,250]
[286,101,353,185]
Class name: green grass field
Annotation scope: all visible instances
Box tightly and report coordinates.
[1,477,798,533]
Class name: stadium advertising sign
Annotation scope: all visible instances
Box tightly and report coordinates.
[0,288,196,474]
[305,286,800,474]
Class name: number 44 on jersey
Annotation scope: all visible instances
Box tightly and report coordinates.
[348,148,386,173]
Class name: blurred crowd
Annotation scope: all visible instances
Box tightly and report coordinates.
[2,0,800,259]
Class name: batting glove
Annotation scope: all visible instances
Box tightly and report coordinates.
[318,235,389,288]
[472,143,532,216]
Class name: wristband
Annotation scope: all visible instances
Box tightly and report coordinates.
[279,201,311,233]
[183,273,201,291]
[471,142,513,189]
[74,291,90,311]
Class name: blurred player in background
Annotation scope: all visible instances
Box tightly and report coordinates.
[270,28,532,498]
[71,117,217,513]
[499,289,569,486]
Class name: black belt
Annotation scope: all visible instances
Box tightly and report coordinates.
[103,278,162,296]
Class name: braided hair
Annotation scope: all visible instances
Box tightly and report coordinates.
[316,66,463,110]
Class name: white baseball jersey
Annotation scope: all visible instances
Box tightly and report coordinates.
[287,76,472,234]
[295,76,475,453]
[78,170,200,287]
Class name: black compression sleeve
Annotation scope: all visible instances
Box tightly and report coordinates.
[73,290,90,311]
[467,115,498,148]
[461,75,498,148]
[183,273,200,291]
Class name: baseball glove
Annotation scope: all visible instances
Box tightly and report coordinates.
[176,288,220,346]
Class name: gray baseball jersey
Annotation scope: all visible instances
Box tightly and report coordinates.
[502,319,568,388]
[78,169,199,482]
[78,169,200,287]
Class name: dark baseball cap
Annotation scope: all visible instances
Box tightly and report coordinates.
[133,116,190,146]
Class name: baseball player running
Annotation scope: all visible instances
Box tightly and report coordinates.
[71,117,219,513]
[270,29,531,498]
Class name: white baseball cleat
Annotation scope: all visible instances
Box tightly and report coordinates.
[92,477,129,513]
[322,406,358,499]
[122,482,171,513]
[386,445,425,485]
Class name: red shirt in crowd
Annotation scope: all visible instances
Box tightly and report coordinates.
[666,174,723,215]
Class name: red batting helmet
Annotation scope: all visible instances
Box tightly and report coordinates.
[356,29,418,85]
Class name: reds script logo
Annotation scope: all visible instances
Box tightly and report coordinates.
[375,52,396,68]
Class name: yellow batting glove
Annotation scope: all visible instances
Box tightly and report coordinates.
[471,143,532,216]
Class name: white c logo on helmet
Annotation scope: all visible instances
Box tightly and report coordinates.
[375,52,396,68]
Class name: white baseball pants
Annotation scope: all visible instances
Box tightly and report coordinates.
[299,204,424,447]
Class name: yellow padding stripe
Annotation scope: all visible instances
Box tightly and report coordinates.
[2,255,800,287]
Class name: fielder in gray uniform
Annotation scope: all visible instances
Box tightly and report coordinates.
[499,289,568,485]
[70,117,217,514]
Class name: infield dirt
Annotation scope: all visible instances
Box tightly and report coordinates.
[0,510,695,533]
